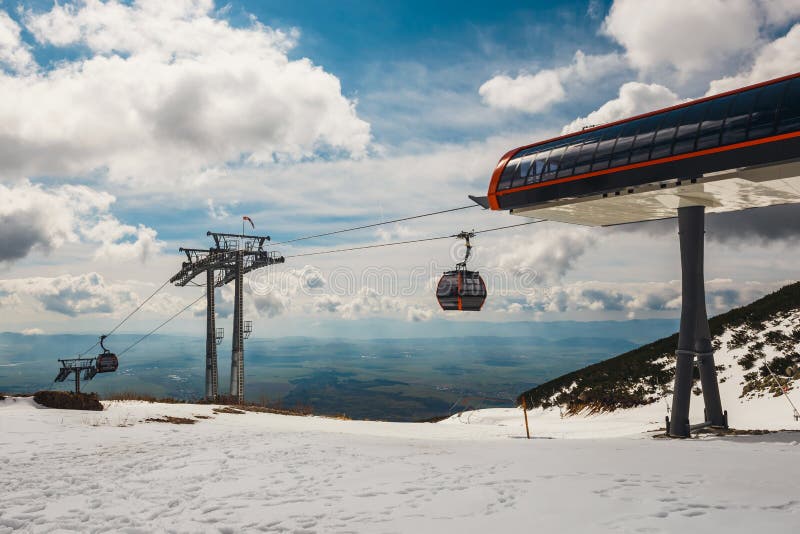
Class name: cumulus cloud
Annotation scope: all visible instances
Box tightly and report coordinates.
[0,12,34,73]
[489,228,597,286]
[406,305,434,322]
[706,23,800,94]
[562,81,682,133]
[205,266,328,320]
[0,181,163,263]
[0,0,370,187]
[21,327,44,335]
[0,272,138,316]
[479,69,565,114]
[505,279,778,316]
[602,0,768,77]
[311,287,431,321]
[479,51,625,114]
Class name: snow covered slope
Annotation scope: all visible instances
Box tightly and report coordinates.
[1,396,799,533]
[519,282,800,426]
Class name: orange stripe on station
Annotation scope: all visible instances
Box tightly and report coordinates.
[488,130,800,208]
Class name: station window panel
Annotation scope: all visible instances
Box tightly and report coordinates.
[650,109,683,160]
[497,158,519,191]
[590,125,622,171]
[696,95,735,151]
[672,101,709,155]
[748,81,785,140]
[511,153,535,189]
[572,138,599,176]
[541,146,566,182]
[556,142,584,178]
[720,89,757,146]
[609,123,637,168]
[629,116,662,163]
[527,150,551,184]
[777,78,800,134]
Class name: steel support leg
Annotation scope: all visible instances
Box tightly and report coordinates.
[230,251,244,403]
[669,206,726,437]
[205,268,218,400]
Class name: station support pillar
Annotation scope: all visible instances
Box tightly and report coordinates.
[230,251,245,403]
[205,268,218,400]
[668,206,727,437]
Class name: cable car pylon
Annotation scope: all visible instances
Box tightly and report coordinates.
[170,228,284,404]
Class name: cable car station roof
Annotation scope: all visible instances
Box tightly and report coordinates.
[485,72,800,226]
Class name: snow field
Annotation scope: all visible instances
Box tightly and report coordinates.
[1,396,799,533]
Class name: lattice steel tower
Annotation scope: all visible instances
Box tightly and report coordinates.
[170,231,284,403]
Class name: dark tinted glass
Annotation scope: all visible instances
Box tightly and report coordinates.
[673,101,709,154]
[629,116,661,163]
[527,150,551,184]
[777,78,800,134]
[721,90,757,145]
[497,158,518,190]
[650,109,682,159]
[696,95,734,150]
[748,82,785,139]
[541,146,566,182]
[591,125,622,171]
[609,123,637,168]
[556,142,584,178]
[511,153,535,188]
[573,137,599,175]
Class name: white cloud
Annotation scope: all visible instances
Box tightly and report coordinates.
[406,305,433,322]
[0,181,112,261]
[479,51,625,114]
[0,12,34,73]
[0,181,163,263]
[503,279,778,315]
[488,228,597,286]
[602,0,765,77]
[758,0,800,27]
[562,82,682,133]
[706,23,800,94]
[20,327,44,335]
[207,199,230,221]
[310,288,434,321]
[0,1,370,187]
[479,69,565,114]
[0,272,138,316]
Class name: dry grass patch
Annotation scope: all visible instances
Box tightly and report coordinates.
[145,416,196,425]
[34,391,103,411]
[213,406,245,414]
[104,391,186,404]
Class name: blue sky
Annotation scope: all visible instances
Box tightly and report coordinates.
[0,0,799,337]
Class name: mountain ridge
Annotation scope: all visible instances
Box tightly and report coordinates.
[517,281,800,415]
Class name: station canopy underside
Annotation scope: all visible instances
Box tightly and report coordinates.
[511,160,800,226]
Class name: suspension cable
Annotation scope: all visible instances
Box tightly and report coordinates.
[272,204,479,246]
[283,220,543,259]
[78,277,173,356]
[117,292,206,357]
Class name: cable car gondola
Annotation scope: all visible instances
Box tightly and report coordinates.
[436,231,487,311]
[96,335,119,373]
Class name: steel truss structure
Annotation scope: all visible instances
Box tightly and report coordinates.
[54,357,98,394]
[170,231,284,403]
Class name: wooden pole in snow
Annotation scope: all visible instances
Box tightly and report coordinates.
[522,397,530,439]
